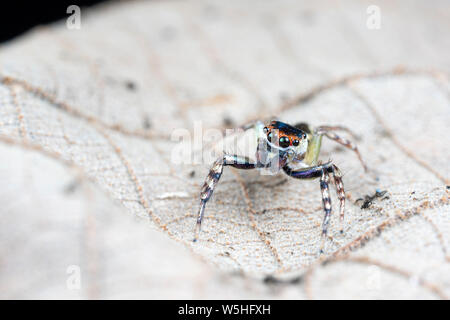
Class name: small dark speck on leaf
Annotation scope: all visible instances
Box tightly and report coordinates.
[142,116,151,129]
[264,275,303,285]
[223,116,234,127]
[263,276,278,284]
[64,180,79,194]
[189,170,195,178]
[379,129,392,138]
[125,80,137,91]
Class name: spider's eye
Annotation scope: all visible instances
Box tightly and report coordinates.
[279,136,290,148]
[263,127,268,133]
[293,139,299,146]
[302,133,307,139]
[267,132,272,142]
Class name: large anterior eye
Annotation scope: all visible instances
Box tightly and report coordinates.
[279,136,290,148]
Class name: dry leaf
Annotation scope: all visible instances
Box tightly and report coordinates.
[0,0,448,299]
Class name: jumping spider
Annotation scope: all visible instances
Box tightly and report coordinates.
[193,120,368,252]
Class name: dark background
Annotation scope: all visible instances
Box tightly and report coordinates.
[0,1,108,43]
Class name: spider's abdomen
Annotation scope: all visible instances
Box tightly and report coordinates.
[211,126,259,163]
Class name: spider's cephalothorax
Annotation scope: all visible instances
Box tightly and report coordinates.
[257,120,308,169]
[193,119,368,253]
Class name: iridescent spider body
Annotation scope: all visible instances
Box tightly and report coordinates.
[194,120,367,252]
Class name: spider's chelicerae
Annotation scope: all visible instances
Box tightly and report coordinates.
[193,120,368,252]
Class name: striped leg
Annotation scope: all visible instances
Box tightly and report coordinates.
[331,164,345,233]
[315,125,358,139]
[319,169,332,253]
[282,162,346,253]
[282,161,333,179]
[315,127,368,172]
[193,154,256,242]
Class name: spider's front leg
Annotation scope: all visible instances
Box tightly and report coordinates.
[315,126,368,172]
[193,154,257,242]
[296,122,368,172]
[283,162,345,253]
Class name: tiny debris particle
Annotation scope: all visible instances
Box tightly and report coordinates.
[263,275,278,284]
[142,116,151,129]
[189,170,195,178]
[222,116,234,126]
[263,275,302,285]
[125,80,137,91]
[64,180,79,194]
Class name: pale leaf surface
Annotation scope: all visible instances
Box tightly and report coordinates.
[0,0,448,299]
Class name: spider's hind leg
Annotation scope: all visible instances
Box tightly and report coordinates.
[193,154,257,242]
